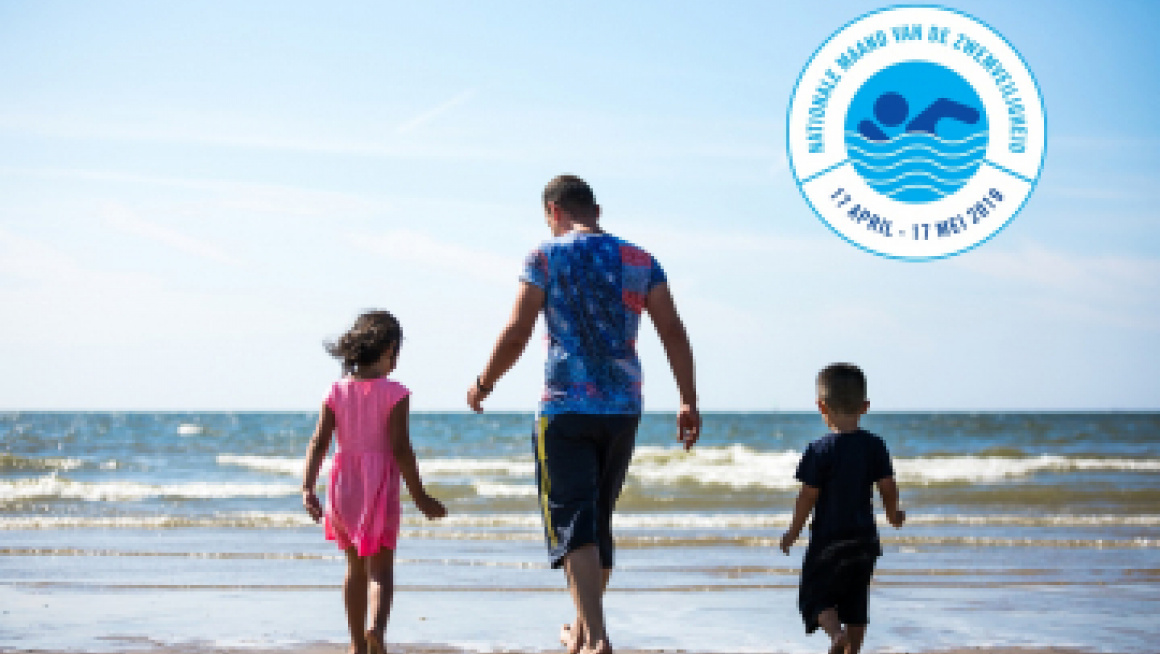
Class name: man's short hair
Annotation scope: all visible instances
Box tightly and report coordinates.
[543,174,598,219]
[817,363,867,414]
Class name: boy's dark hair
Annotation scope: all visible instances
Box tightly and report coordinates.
[816,363,867,414]
[543,174,598,219]
[326,310,402,374]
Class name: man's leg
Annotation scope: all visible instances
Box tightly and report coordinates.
[562,567,611,654]
[563,544,611,654]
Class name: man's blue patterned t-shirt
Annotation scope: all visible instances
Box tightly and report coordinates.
[520,232,667,415]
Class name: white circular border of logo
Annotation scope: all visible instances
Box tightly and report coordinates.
[787,5,1046,261]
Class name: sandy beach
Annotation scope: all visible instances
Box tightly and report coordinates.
[0,644,1127,654]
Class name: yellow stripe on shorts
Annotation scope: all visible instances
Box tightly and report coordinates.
[535,415,556,548]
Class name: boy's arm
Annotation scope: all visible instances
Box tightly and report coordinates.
[301,402,335,522]
[390,395,446,520]
[876,476,906,528]
[645,282,700,450]
[780,483,819,554]
[467,281,545,413]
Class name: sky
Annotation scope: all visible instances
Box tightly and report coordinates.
[0,0,1157,411]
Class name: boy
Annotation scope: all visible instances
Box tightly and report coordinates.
[780,363,905,654]
[467,174,701,654]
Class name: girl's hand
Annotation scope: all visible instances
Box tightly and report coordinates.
[415,493,447,520]
[302,488,323,522]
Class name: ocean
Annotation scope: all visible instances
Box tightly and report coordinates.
[2,411,1158,653]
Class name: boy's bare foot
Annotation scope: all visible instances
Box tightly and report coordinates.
[827,631,848,654]
[365,630,386,654]
[560,623,584,654]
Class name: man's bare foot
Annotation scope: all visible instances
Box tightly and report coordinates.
[365,630,386,654]
[560,623,584,654]
[579,638,612,654]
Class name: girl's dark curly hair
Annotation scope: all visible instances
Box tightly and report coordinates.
[325,310,403,375]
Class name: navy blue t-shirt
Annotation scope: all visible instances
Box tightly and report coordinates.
[795,429,895,549]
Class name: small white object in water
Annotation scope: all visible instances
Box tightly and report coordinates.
[177,423,204,436]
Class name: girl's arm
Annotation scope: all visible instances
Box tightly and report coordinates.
[877,476,906,528]
[301,402,335,522]
[389,395,447,520]
[780,483,819,554]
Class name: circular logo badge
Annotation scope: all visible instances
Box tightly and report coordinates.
[787,6,1045,260]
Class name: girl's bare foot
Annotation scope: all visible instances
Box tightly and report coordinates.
[365,630,386,654]
[560,623,584,654]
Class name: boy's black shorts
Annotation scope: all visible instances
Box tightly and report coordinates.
[799,537,879,632]
[533,413,639,569]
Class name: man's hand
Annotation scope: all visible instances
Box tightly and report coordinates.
[466,381,489,414]
[678,403,701,451]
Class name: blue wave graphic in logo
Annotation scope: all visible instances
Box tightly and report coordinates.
[844,130,987,203]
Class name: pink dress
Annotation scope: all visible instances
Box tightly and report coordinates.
[323,376,408,555]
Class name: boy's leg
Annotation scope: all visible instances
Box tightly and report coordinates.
[845,624,867,654]
[364,547,396,654]
[342,547,368,654]
[816,609,848,654]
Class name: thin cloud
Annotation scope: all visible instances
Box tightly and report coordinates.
[350,229,516,283]
[396,89,476,134]
[102,204,242,266]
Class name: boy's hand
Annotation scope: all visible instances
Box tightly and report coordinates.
[302,488,323,523]
[779,531,797,555]
[887,508,906,528]
[415,493,447,520]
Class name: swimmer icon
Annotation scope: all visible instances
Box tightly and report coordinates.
[858,92,981,142]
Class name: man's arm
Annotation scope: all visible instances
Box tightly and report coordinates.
[645,282,700,450]
[467,281,545,413]
[780,483,819,554]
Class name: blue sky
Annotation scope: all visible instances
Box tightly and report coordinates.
[0,1,1157,411]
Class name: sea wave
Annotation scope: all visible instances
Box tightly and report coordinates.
[0,475,301,502]
[5,510,1157,532]
[215,447,1160,489]
[0,453,84,472]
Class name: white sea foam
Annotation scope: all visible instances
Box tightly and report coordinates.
[216,447,1160,488]
[0,474,301,502]
[472,482,537,498]
[4,510,1156,532]
[217,454,332,476]
[177,423,204,436]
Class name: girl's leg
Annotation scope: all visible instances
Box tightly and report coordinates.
[364,547,396,654]
[343,547,369,654]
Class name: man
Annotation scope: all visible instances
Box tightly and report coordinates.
[467,174,700,654]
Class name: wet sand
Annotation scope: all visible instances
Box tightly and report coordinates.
[0,644,1126,654]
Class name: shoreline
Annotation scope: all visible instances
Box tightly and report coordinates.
[0,644,1126,654]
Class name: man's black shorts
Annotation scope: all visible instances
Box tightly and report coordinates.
[533,413,640,569]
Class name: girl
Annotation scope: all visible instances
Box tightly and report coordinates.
[302,310,447,654]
